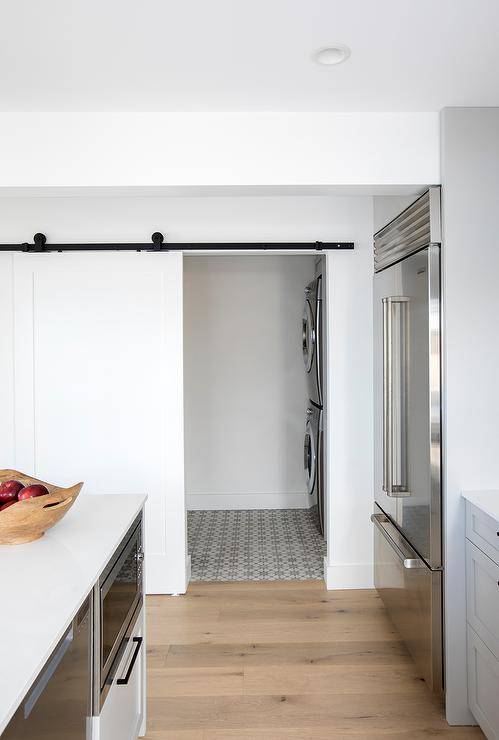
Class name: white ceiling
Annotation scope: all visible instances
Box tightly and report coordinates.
[1,0,498,112]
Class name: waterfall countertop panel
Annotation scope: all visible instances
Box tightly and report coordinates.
[0,493,146,735]
[462,490,499,522]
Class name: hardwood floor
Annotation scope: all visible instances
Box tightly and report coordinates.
[145,581,482,739]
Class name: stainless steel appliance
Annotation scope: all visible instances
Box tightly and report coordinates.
[94,512,144,709]
[372,187,443,693]
[304,402,324,533]
[2,596,91,739]
[302,275,323,407]
[302,274,325,536]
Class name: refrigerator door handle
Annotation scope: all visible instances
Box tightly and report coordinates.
[382,298,392,495]
[382,296,411,498]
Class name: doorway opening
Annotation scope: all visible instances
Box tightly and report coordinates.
[183,253,327,582]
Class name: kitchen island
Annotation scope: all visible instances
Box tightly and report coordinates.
[0,493,146,738]
[462,489,499,739]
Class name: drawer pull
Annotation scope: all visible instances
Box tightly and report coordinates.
[371,513,406,562]
[403,558,425,569]
[117,636,142,686]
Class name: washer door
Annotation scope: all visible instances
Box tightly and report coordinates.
[304,414,317,494]
[302,300,315,373]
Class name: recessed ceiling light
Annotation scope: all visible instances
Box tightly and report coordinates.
[313,44,351,66]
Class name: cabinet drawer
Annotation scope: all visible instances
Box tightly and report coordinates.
[373,510,442,693]
[466,540,499,660]
[467,626,499,740]
[98,610,144,740]
[467,502,499,565]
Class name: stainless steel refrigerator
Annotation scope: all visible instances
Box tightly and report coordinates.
[372,186,443,693]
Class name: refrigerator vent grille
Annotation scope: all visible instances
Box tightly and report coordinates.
[374,187,441,272]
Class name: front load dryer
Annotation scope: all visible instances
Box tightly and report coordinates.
[304,403,325,537]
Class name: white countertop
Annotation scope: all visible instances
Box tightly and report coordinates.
[462,489,499,522]
[0,493,146,735]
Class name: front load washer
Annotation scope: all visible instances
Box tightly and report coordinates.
[302,275,323,407]
[304,403,325,537]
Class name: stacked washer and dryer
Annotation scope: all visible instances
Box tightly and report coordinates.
[302,273,325,537]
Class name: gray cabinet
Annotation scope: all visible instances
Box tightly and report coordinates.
[467,626,499,740]
[466,501,499,740]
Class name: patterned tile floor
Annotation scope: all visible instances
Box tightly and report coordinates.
[188,507,326,581]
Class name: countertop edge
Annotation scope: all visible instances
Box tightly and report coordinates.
[0,493,147,736]
[462,489,499,523]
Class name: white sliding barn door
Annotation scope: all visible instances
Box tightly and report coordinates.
[12,252,185,594]
[0,253,15,467]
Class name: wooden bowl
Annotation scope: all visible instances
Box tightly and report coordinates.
[0,470,83,545]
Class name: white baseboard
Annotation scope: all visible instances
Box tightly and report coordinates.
[186,492,313,510]
[146,552,188,595]
[323,558,374,589]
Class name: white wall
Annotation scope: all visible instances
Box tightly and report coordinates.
[323,198,374,589]
[0,113,439,189]
[184,255,314,510]
[441,108,499,725]
[0,193,375,244]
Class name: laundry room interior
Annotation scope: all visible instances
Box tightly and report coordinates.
[178,193,407,586]
[183,252,326,581]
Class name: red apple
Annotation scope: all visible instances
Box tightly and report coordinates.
[0,479,25,503]
[18,484,49,501]
[0,500,17,512]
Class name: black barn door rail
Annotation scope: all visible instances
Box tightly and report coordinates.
[0,232,354,253]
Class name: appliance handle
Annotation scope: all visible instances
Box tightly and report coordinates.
[403,558,426,569]
[382,298,392,495]
[382,296,411,498]
[371,513,424,569]
[117,637,143,686]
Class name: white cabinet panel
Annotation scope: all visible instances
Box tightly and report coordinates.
[466,540,499,660]
[467,626,499,740]
[98,611,145,740]
[467,502,499,565]
[12,253,185,593]
[466,500,499,738]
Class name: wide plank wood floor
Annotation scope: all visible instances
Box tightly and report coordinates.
[145,581,482,740]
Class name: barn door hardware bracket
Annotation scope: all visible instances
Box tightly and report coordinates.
[20,233,48,253]
[150,232,167,251]
[33,233,47,252]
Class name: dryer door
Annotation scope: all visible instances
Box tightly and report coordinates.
[304,410,317,494]
[302,299,315,373]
